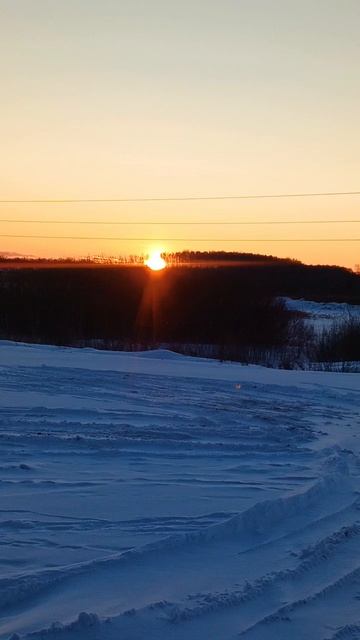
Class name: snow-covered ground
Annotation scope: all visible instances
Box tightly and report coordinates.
[0,341,359,640]
[282,297,360,332]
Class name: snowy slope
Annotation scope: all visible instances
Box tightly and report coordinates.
[0,341,359,640]
[282,297,360,332]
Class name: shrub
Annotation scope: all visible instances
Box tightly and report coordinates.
[315,319,360,362]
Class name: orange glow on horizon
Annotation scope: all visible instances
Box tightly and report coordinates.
[1,3,359,270]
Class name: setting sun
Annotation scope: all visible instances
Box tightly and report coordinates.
[145,251,167,271]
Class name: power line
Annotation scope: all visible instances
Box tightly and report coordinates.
[1,234,359,242]
[0,190,360,203]
[1,219,360,226]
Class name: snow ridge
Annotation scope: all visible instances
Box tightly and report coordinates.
[0,472,347,613]
[239,566,360,636]
[324,623,360,640]
[166,521,360,623]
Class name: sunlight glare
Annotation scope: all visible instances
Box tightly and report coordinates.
[145,251,167,271]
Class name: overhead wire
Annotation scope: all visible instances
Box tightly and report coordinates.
[0,190,360,204]
[0,219,359,226]
[0,235,359,242]
[1,190,359,243]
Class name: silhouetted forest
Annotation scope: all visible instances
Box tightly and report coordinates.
[165,252,360,303]
[0,254,359,361]
[0,266,292,347]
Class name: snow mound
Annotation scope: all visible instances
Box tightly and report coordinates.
[130,349,190,361]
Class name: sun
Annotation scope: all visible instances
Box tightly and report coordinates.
[145,251,167,271]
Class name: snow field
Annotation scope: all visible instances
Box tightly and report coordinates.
[0,341,359,639]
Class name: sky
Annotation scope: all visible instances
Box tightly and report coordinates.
[0,0,359,268]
